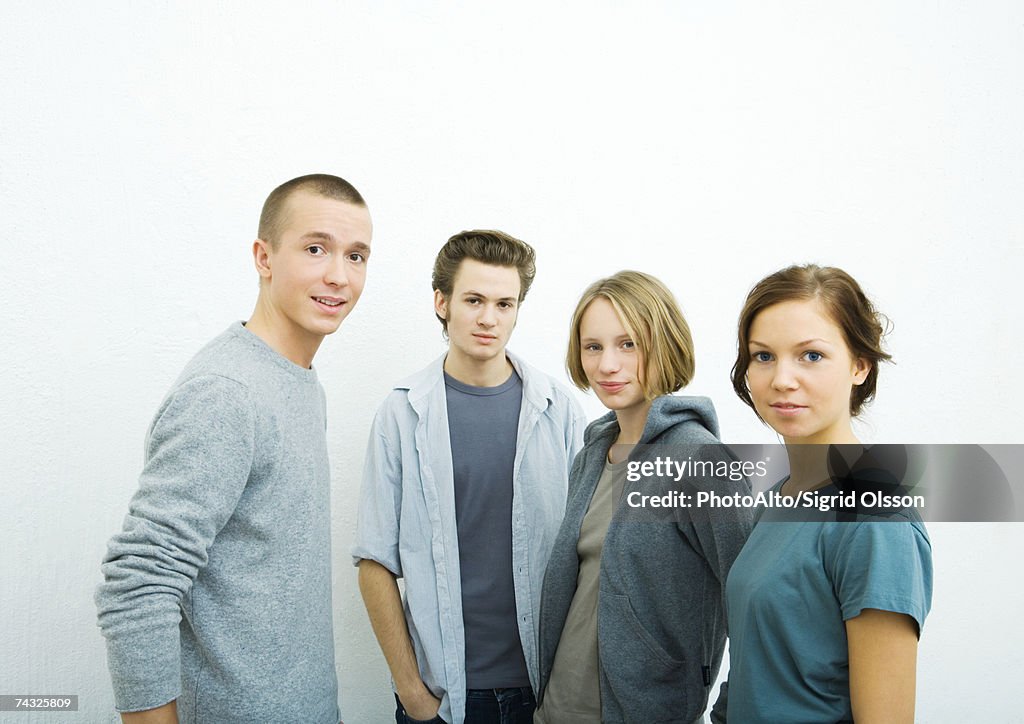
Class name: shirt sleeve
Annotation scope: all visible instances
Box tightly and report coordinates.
[565,395,587,478]
[95,374,255,712]
[351,397,404,576]
[827,519,934,633]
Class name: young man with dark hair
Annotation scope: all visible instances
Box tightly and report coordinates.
[96,174,372,724]
[353,230,586,724]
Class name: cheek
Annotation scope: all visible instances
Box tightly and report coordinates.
[745,368,767,397]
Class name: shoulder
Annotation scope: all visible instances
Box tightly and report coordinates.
[391,354,446,397]
[641,395,722,445]
[370,357,446,430]
[177,323,308,390]
[508,350,583,417]
[583,410,618,446]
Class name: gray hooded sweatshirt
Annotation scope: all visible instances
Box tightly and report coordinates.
[537,395,754,724]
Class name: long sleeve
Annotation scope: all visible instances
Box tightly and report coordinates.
[95,374,255,712]
[351,397,405,577]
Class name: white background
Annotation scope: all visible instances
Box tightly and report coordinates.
[1,2,1021,722]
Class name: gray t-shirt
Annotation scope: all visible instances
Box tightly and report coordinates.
[445,369,529,688]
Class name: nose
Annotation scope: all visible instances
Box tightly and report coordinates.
[771,360,799,391]
[477,303,497,328]
[598,348,621,375]
[324,254,350,288]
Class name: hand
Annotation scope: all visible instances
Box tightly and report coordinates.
[121,701,178,723]
[399,686,442,721]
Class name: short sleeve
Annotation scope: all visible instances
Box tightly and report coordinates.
[828,520,933,633]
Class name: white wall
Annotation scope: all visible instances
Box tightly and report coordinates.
[1,2,1021,722]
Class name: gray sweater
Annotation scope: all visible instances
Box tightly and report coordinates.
[537,396,755,724]
[96,323,339,724]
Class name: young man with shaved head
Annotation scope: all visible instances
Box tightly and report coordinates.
[354,230,586,724]
[96,174,372,724]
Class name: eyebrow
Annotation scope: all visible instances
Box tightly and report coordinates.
[300,232,371,253]
[461,290,518,302]
[749,337,832,348]
[580,334,631,344]
[300,231,336,243]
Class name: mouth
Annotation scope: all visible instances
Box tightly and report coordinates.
[598,381,627,392]
[313,296,346,312]
[770,402,807,415]
[472,333,498,342]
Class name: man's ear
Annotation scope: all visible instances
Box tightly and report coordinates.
[433,289,448,321]
[253,239,273,281]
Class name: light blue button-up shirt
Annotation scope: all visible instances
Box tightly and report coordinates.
[353,350,586,724]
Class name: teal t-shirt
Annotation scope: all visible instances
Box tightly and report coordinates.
[720,487,933,723]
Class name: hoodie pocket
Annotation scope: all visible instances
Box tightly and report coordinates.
[600,593,693,722]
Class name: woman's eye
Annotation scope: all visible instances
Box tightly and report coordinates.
[584,344,601,352]
[622,340,635,350]
[804,351,823,362]
[754,351,772,363]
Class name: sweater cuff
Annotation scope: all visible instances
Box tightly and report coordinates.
[105,626,181,712]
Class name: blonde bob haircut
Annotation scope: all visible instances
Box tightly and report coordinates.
[567,270,695,400]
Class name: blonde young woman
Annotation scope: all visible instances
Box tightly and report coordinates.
[712,264,933,724]
[535,271,753,724]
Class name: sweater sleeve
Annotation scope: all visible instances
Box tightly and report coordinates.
[678,443,756,589]
[95,374,255,712]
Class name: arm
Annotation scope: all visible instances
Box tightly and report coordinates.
[846,609,919,724]
[357,559,440,721]
[96,376,255,714]
[120,701,178,724]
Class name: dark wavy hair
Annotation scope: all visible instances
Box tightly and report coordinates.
[731,264,892,418]
[431,230,536,334]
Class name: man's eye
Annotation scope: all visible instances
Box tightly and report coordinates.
[307,245,326,255]
[347,253,365,263]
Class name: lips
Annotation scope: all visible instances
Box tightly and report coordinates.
[472,333,498,343]
[313,296,346,313]
[770,402,807,416]
[598,381,627,393]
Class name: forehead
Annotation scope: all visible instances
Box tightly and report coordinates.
[580,297,628,337]
[279,191,372,239]
[750,299,844,344]
[451,258,520,296]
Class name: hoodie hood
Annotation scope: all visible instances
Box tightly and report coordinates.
[583,394,720,447]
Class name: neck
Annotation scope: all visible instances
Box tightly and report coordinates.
[443,349,512,387]
[246,299,321,369]
[614,399,654,447]
[783,428,862,492]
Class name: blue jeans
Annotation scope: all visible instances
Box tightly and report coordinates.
[395,688,536,724]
